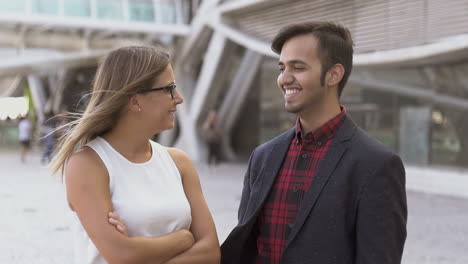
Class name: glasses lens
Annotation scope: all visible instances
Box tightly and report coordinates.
[169,83,176,99]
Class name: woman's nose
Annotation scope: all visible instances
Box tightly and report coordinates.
[174,90,184,104]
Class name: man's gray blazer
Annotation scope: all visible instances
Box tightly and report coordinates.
[221,115,407,264]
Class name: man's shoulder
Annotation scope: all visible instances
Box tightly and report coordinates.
[350,126,398,160]
[254,128,294,153]
[334,115,393,157]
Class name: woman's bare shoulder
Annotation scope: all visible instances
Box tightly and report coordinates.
[66,146,108,184]
[166,147,195,175]
[166,147,189,161]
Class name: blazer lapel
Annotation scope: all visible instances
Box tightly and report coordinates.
[245,128,295,219]
[286,116,357,246]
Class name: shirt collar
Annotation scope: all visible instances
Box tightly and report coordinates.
[295,106,347,145]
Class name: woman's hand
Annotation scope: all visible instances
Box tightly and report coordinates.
[108,211,128,236]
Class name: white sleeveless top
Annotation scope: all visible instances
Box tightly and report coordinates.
[69,137,192,264]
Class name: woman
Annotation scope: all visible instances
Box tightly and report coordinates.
[51,46,220,264]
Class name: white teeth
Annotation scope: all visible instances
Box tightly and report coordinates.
[285,89,300,95]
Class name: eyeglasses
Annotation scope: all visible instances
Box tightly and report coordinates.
[139,82,177,99]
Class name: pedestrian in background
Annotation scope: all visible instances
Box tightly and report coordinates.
[221,21,407,264]
[40,113,56,164]
[202,110,222,165]
[51,45,220,264]
[18,114,32,163]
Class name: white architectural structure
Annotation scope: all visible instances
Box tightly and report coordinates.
[1,0,468,167]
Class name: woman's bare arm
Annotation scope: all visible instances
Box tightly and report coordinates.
[162,148,221,264]
[66,147,195,264]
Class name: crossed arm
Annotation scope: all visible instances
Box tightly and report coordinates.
[66,147,220,264]
[160,148,220,264]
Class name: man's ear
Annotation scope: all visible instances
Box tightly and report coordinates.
[326,64,345,87]
[128,95,142,112]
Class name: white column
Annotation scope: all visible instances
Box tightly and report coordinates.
[27,75,47,122]
[174,32,227,162]
[122,0,130,21]
[58,0,65,17]
[190,32,226,120]
[52,70,68,114]
[90,0,97,19]
[400,107,431,165]
[25,0,32,15]
[152,0,162,23]
[175,0,184,24]
[218,49,262,160]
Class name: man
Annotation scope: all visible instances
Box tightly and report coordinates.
[221,22,407,264]
[18,114,32,163]
[202,110,222,165]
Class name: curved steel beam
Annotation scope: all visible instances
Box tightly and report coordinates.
[0,50,108,78]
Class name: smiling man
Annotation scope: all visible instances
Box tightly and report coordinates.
[221,22,407,264]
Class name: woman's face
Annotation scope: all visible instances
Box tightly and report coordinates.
[138,64,183,133]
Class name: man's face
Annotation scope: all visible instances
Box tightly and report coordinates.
[277,34,326,115]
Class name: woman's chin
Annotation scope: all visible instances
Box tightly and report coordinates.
[165,122,175,131]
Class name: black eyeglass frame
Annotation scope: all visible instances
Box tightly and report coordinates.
[139,82,177,99]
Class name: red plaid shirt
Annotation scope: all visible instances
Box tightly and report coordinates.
[256,107,346,264]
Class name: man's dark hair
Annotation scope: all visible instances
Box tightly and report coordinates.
[271,21,354,97]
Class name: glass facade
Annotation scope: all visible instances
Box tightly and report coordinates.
[0,0,26,13]
[0,0,179,24]
[129,0,154,22]
[255,58,468,168]
[64,0,90,17]
[32,0,58,15]
[96,0,123,20]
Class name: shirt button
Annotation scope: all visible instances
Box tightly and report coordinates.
[288,223,294,228]
[295,139,299,145]
[302,153,308,159]
[316,141,323,146]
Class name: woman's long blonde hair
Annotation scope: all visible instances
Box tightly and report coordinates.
[51,45,170,176]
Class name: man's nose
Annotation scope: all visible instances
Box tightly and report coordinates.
[278,70,294,85]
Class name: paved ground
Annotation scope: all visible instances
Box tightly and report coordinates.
[1,149,468,263]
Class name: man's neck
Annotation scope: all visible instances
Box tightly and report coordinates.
[298,104,341,134]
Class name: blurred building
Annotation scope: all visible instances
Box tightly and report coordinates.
[1,0,468,168]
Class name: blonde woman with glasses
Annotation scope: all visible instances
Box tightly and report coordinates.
[51,46,220,264]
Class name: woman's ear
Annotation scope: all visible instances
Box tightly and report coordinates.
[326,64,345,87]
[128,95,142,112]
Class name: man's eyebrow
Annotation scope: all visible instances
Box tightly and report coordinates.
[278,60,307,66]
[288,60,307,65]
